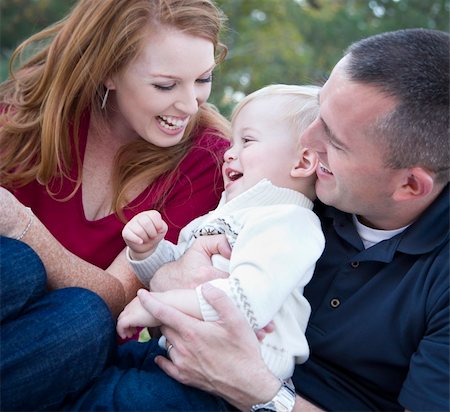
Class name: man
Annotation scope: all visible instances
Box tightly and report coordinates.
[70,28,448,411]
[138,28,449,411]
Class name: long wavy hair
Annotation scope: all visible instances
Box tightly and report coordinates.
[0,0,230,218]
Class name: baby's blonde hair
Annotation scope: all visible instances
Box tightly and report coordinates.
[231,84,320,138]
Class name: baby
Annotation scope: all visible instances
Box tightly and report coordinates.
[118,84,325,380]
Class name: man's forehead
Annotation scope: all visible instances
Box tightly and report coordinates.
[318,60,348,105]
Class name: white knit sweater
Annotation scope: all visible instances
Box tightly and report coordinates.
[128,179,325,379]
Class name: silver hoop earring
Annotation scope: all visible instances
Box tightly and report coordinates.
[101,88,110,110]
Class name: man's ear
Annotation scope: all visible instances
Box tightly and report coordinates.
[392,167,435,201]
[290,148,318,178]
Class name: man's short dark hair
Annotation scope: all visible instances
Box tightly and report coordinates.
[345,29,449,184]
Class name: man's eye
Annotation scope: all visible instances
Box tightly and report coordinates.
[153,84,175,91]
[196,74,213,84]
[328,137,342,151]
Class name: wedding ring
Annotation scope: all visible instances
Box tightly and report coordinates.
[167,343,174,358]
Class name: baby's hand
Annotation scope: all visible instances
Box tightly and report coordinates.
[122,210,168,260]
[116,294,161,339]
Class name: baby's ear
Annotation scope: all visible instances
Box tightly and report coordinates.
[290,148,318,178]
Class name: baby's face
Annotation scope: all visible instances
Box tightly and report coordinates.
[222,96,303,201]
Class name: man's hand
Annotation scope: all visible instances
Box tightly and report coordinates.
[149,235,231,292]
[136,285,280,410]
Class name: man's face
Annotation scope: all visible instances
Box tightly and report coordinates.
[301,57,404,229]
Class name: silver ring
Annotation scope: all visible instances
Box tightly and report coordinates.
[167,343,174,358]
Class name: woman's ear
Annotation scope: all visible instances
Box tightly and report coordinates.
[104,78,116,91]
[290,148,318,178]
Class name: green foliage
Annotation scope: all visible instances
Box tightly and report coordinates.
[1,0,448,116]
[0,0,77,79]
[212,0,449,115]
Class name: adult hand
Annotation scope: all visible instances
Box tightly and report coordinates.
[137,285,281,411]
[149,235,231,292]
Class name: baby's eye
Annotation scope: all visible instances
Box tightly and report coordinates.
[153,84,176,91]
[242,137,253,145]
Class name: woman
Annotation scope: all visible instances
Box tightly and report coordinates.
[0,0,230,409]
[0,0,229,296]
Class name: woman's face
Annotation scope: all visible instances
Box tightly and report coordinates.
[106,26,215,147]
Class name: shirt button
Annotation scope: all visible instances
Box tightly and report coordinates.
[330,298,340,308]
[351,261,360,268]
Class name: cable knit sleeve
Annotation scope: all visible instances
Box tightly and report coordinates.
[127,240,182,287]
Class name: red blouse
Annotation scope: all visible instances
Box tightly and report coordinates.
[12,115,229,269]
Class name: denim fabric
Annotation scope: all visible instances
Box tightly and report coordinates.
[67,339,233,411]
[0,237,116,411]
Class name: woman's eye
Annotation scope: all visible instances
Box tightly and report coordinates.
[196,74,213,84]
[153,84,175,91]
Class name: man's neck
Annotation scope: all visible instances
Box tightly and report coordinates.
[357,185,444,230]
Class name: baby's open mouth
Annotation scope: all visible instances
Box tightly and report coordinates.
[227,170,243,181]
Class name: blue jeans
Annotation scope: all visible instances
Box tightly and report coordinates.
[0,237,116,411]
[66,336,233,411]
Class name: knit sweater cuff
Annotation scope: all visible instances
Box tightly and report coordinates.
[195,285,220,321]
[195,280,234,321]
[126,243,169,287]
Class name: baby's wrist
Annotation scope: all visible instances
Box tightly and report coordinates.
[128,248,154,261]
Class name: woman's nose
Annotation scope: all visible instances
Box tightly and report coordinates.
[175,87,200,115]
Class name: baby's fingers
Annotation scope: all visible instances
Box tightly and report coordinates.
[122,226,144,244]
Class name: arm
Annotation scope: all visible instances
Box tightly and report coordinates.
[138,285,324,411]
[116,288,201,339]
[149,234,232,292]
[116,232,232,337]
[0,187,129,318]
[123,209,178,286]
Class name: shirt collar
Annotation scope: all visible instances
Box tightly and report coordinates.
[319,185,449,260]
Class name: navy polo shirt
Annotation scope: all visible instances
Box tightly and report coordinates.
[292,185,449,411]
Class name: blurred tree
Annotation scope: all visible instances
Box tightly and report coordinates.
[212,0,449,115]
[0,0,76,78]
[1,0,75,50]
[1,0,448,115]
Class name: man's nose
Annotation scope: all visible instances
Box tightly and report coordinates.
[301,118,322,151]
